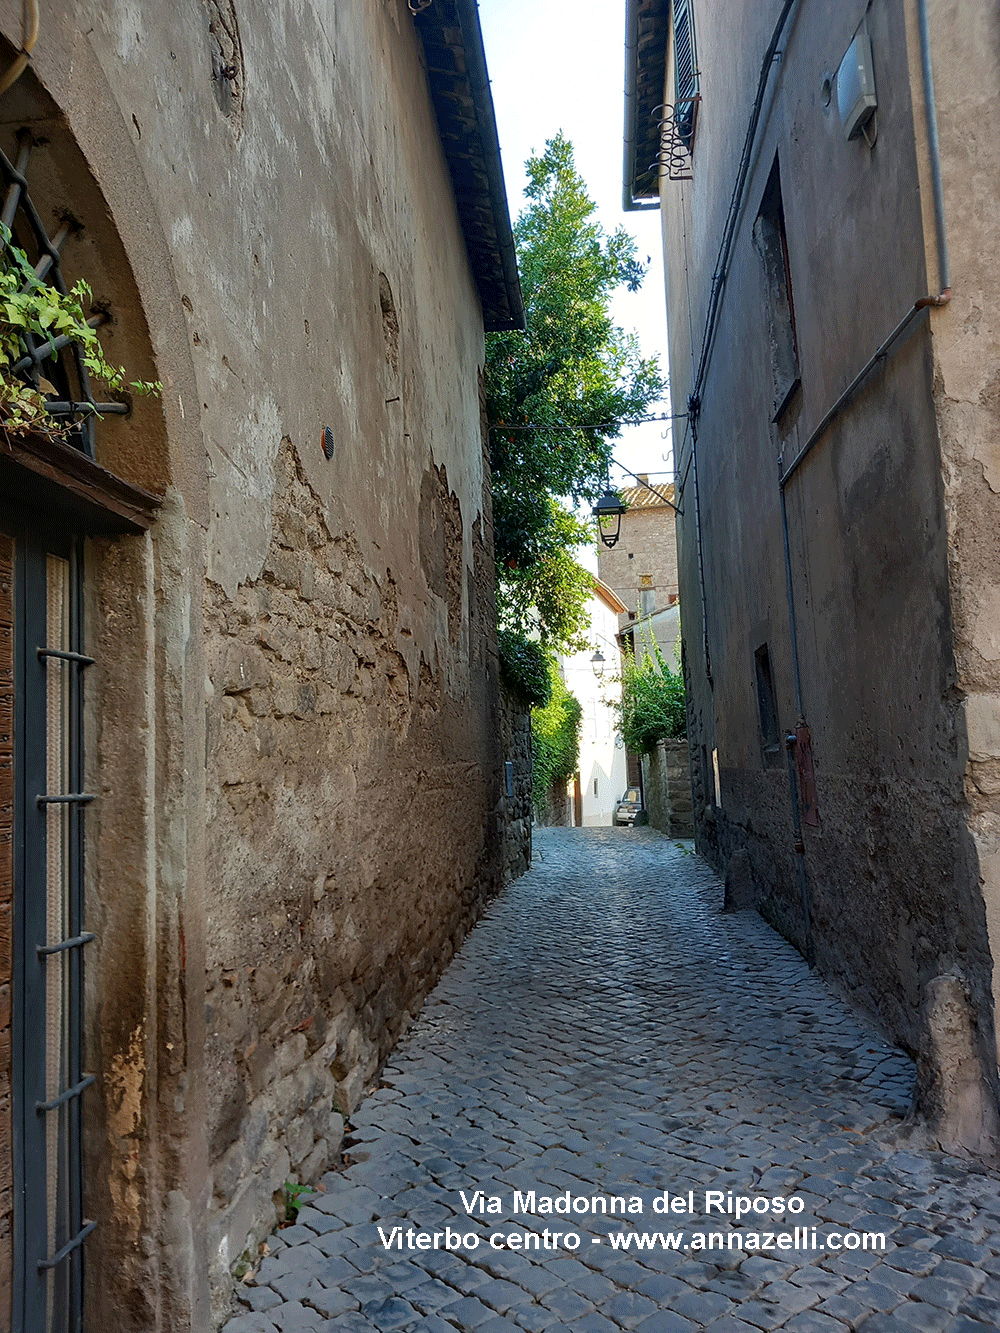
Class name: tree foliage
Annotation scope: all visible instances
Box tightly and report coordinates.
[497,629,552,709]
[616,638,687,754]
[486,134,664,649]
[496,498,593,650]
[531,658,582,815]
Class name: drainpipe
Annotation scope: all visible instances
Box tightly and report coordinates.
[688,409,712,685]
[917,0,950,302]
[779,473,814,967]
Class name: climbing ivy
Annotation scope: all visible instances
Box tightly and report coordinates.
[531,659,582,815]
[498,629,552,709]
[0,222,160,438]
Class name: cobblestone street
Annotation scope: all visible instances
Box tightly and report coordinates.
[227,827,1000,1333]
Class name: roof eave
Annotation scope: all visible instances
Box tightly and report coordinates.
[623,0,670,211]
[414,0,525,332]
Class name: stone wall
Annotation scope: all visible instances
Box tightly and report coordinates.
[659,0,1000,1137]
[0,1,513,1327]
[202,440,503,1304]
[499,685,532,883]
[641,739,694,837]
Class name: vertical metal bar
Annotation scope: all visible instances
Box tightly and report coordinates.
[16,532,51,1328]
[11,527,26,1333]
[778,465,805,718]
[785,731,816,968]
[67,536,85,1330]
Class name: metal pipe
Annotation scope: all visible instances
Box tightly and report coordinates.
[688,416,712,683]
[785,731,816,967]
[779,301,930,490]
[917,0,950,298]
[778,473,805,718]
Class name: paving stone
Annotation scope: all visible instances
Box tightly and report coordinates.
[268,1302,325,1330]
[781,1313,850,1333]
[633,1314,698,1333]
[906,1279,973,1313]
[302,1286,362,1319]
[854,1303,953,1333]
[359,1296,418,1330]
[221,830,1000,1333]
[224,1316,279,1333]
[957,1293,1000,1324]
[320,1315,376,1333]
[603,1289,660,1327]
[238,1285,285,1313]
[665,1284,734,1322]
[438,1294,504,1328]
[406,1278,464,1315]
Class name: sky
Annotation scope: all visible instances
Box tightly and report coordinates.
[478,0,674,497]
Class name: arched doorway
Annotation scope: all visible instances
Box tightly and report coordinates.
[0,76,163,1333]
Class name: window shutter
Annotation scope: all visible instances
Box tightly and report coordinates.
[673,0,698,147]
[674,0,696,100]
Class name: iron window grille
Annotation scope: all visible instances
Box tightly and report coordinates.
[0,130,128,459]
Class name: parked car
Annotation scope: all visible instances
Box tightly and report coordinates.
[614,787,644,826]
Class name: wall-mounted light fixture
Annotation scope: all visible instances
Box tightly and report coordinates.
[593,488,626,548]
[837,19,877,143]
[591,649,606,678]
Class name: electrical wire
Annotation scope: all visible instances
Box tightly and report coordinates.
[488,411,689,433]
[0,0,40,96]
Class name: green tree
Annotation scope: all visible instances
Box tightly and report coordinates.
[616,638,687,754]
[487,134,664,650]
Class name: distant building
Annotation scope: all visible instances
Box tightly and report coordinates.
[560,579,629,825]
[625,0,1000,1147]
[597,476,678,634]
[598,477,680,788]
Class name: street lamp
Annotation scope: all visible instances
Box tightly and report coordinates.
[590,649,605,678]
[592,488,627,548]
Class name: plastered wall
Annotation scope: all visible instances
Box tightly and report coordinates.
[0,0,506,1326]
[660,0,998,1140]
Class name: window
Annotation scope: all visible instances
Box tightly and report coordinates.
[754,644,782,768]
[673,0,700,148]
[4,514,91,1333]
[753,156,801,420]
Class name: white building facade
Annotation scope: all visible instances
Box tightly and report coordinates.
[561,580,630,826]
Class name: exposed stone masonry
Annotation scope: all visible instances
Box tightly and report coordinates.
[202,439,502,1308]
[641,737,694,837]
[499,684,531,884]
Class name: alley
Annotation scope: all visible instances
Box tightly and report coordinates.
[226,828,1000,1333]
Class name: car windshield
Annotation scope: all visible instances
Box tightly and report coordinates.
[623,789,640,803]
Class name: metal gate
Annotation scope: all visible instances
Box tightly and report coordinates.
[5,510,91,1333]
